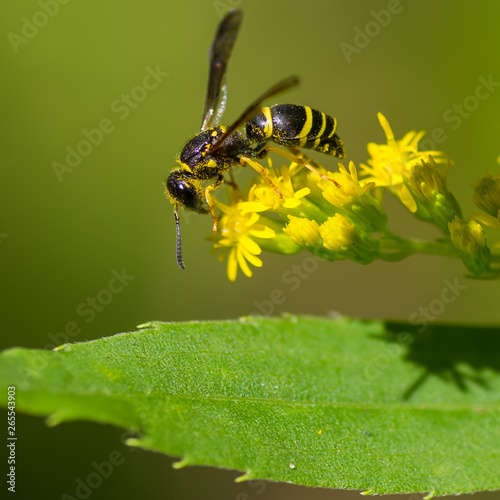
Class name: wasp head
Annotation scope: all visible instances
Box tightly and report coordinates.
[165,168,208,213]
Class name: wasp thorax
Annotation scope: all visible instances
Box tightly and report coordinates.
[180,128,225,168]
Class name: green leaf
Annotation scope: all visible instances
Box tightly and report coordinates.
[1,316,500,496]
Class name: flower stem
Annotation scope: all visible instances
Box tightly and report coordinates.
[378,229,459,262]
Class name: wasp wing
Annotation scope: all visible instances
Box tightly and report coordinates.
[200,9,243,131]
[211,75,300,153]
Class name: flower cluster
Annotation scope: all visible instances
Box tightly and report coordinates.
[207,114,500,280]
[207,177,302,281]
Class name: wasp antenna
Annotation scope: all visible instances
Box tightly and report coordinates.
[174,205,186,270]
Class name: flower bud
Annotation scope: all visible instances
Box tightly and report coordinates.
[404,157,462,233]
[318,214,379,264]
[473,173,500,217]
[448,216,490,275]
[319,162,387,233]
[283,216,321,248]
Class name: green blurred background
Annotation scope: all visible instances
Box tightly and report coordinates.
[1,0,499,498]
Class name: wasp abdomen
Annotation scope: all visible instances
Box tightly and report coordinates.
[246,104,345,159]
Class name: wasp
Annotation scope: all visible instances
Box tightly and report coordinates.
[166,9,345,269]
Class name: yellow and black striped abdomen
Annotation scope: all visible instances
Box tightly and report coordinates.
[246,104,345,159]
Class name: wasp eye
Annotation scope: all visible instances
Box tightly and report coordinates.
[167,173,203,211]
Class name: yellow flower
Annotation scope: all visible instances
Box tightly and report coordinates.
[317,161,387,232]
[286,153,331,196]
[360,113,447,212]
[318,214,380,263]
[245,159,311,212]
[405,156,449,200]
[319,214,355,252]
[319,161,374,208]
[209,198,275,281]
[283,216,321,247]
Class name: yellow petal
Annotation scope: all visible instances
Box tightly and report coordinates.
[239,235,261,255]
[239,202,269,214]
[294,187,311,198]
[472,211,500,228]
[240,246,263,267]
[401,130,424,150]
[370,186,386,203]
[227,249,238,282]
[249,226,275,239]
[243,212,260,227]
[236,248,253,277]
[397,184,417,213]
[281,165,291,182]
[377,113,395,144]
[283,198,302,208]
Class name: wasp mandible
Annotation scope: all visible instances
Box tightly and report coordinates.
[165,9,345,269]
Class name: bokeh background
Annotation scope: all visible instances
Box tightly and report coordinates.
[1,0,499,498]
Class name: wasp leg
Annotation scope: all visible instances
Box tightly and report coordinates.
[261,146,340,187]
[205,176,224,233]
[240,155,283,198]
[225,168,238,190]
[286,147,325,174]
